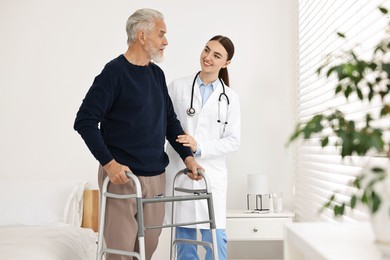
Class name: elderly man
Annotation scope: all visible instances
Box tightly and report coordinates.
[74,8,203,260]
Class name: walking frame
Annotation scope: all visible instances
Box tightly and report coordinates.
[96,168,219,260]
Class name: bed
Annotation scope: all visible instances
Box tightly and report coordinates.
[0,179,99,260]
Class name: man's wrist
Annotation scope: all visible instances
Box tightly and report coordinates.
[103,159,115,171]
[184,156,194,164]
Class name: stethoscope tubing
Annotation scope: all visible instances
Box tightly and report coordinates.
[186,71,200,116]
[186,71,230,117]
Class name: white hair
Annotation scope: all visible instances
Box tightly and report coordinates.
[126,8,164,46]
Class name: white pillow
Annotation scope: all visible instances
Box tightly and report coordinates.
[0,179,87,227]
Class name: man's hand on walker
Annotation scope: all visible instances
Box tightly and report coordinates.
[103,159,131,184]
[184,156,204,181]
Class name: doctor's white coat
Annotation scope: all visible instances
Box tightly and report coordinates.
[165,74,241,229]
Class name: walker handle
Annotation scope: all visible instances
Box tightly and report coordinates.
[176,168,211,193]
[181,168,204,176]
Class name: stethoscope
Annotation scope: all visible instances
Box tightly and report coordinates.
[186,71,230,125]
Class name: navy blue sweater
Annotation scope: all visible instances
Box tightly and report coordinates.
[74,55,192,176]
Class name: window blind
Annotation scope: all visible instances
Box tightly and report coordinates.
[294,0,389,222]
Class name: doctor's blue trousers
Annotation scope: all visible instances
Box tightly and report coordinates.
[175,226,227,260]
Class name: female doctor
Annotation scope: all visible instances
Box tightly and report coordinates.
[165,35,241,260]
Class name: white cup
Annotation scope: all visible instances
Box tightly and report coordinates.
[272,192,283,212]
[269,194,274,212]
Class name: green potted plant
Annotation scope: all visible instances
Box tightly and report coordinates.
[288,5,390,254]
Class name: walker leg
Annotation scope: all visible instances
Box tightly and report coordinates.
[136,196,146,260]
[207,193,218,260]
[96,173,144,260]
[169,169,219,260]
[211,229,219,260]
[96,177,109,260]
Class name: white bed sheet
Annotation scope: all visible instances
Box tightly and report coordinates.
[0,226,97,260]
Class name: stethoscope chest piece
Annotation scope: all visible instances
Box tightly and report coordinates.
[187,107,195,116]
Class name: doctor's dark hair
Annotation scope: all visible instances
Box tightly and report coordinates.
[210,35,235,87]
[126,8,164,46]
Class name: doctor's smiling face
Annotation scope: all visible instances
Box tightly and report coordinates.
[200,40,231,75]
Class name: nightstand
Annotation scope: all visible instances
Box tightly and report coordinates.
[226,209,294,260]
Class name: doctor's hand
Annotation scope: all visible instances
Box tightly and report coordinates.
[103,159,131,185]
[176,131,197,153]
[184,156,204,181]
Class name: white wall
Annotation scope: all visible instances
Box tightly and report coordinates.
[0,0,294,258]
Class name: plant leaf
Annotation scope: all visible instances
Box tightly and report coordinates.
[350,195,357,209]
[334,203,345,216]
[337,32,346,38]
[356,87,363,100]
[382,63,390,77]
[379,6,388,14]
[371,192,381,214]
[371,167,385,173]
[321,136,329,147]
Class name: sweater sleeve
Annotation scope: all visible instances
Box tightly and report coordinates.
[73,66,118,166]
[165,89,193,161]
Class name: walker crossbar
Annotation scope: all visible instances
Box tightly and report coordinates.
[172,238,213,248]
[103,192,138,199]
[96,168,219,260]
[146,220,212,230]
[99,248,140,258]
[142,193,212,203]
[174,187,207,194]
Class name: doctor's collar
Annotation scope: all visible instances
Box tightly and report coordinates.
[196,75,219,90]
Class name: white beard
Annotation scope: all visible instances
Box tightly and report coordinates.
[152,54,164,63]
[146,42,164,63]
